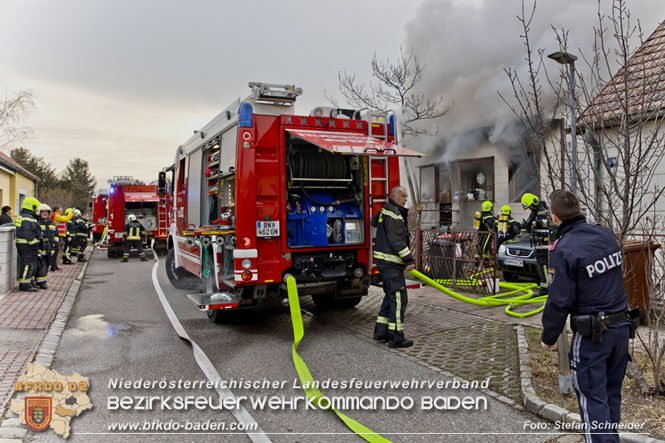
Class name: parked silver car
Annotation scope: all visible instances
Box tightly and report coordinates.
[496,234,540,282]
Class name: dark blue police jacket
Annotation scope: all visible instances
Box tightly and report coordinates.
[541,215,628,345]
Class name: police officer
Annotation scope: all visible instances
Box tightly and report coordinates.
[15,197,43,292]
[122,214,147,262]
[372,186,415,348]
[521,193,550,296]
[496,205,521,249]
[475,200,496,258]
[542,190,630,443]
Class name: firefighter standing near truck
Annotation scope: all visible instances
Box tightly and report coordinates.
[62,208,77,265]
[521,193,551,296]
[74,210,89,262]
[541,190,635,443]
[35,204,56,288]
[122,214,147,262]
[372,186,415,349]
[15,197,43,292]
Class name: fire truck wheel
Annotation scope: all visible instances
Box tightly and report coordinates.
[165,248,199,290]
[502,271,519,283]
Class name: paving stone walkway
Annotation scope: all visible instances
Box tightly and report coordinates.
[0,258,85,418]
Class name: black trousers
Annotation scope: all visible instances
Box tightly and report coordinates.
[123,239,145,258]
[17,244,38,284]
[374,267,408,342]
[50,238,60,270]
[569,326,630,442]
[535,247,549,294]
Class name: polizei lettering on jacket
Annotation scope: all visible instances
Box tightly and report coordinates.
[585,251,623,278]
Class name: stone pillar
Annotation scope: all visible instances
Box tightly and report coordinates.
[0,225,17,296]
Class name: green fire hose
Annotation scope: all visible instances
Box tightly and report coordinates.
[407,270,546,318]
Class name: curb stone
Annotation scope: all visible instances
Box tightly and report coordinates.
[515,325,663,443]
[0,252,91,441]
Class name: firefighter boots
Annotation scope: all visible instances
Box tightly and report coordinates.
[140,257,147,262]
[19,283,38,292]
[373,333,389,342]
[38,282,48,290]
[77,256,87,263]
[121,258,128,263]
[389,338,414,349]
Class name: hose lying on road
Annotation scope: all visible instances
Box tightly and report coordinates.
[407,270,547,318]
[150,243,271,443]
[286,276,391,443]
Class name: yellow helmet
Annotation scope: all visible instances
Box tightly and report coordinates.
[481,200,493,212]
[500,205,512,216]
[521,193,539,210]
[22,197,40,212]
[65,208,73,216]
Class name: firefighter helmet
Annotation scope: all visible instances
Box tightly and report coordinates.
[481,200,493,212]
[37,204,51,213]
[73,209,82,217]
[500,205,512,216]
[521,193,539,210]
[127,214,136,222]
[21,197,40,212]
[65,208,73,216]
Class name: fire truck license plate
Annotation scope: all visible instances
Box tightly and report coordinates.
[256,221,279,238]
[504,258,524,267]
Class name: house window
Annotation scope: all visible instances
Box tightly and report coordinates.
[17,191,26,211]
[452,157,494,202]
[508,150,538,202]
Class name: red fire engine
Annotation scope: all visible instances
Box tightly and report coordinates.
[161,82,422,322]
[105,176,170,258]
[89,189,108,242]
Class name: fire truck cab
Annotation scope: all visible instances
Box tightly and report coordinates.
[163,82,422,322]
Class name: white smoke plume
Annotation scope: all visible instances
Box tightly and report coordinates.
[403,0,665,160]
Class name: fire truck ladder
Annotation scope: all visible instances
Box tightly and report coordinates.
[157,194,168,239]
[364,110,394,272]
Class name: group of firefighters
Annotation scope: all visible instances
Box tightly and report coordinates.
[476,192,551,296]
[14,198,90,292]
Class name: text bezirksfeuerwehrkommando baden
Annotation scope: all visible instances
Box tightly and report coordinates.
[107,377,489,391]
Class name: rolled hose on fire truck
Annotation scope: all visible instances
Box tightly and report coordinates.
[407,270,546,318]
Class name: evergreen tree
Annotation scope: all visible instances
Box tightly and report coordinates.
[61,158,96,211]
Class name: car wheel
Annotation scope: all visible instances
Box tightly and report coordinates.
[503,271,519,283]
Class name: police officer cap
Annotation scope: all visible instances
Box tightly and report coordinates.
[21,197,41,212]
[521,193,539,210]
[500,205,511,216]
[481,200,493,212]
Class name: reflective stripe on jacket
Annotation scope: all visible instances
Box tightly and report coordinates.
[372,199,413,269]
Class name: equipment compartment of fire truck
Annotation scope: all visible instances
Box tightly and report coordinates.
[105,176,169,258]
[162,82,422,322]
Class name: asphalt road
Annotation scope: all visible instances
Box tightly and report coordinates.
[26,247,556,443]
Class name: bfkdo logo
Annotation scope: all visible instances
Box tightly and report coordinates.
[25,397,52,431]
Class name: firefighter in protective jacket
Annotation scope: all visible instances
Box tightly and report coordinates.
[372,186,415,349]
[496,205,521,249]
[521,193,551,296]
[474,200,496,258]
[15,197,43,292]
[35,204,57,289]
[122,214,147,262]
[74,210,88,262]
[542,190,631,443]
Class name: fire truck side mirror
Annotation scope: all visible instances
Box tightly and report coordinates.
[158,171,166,195]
